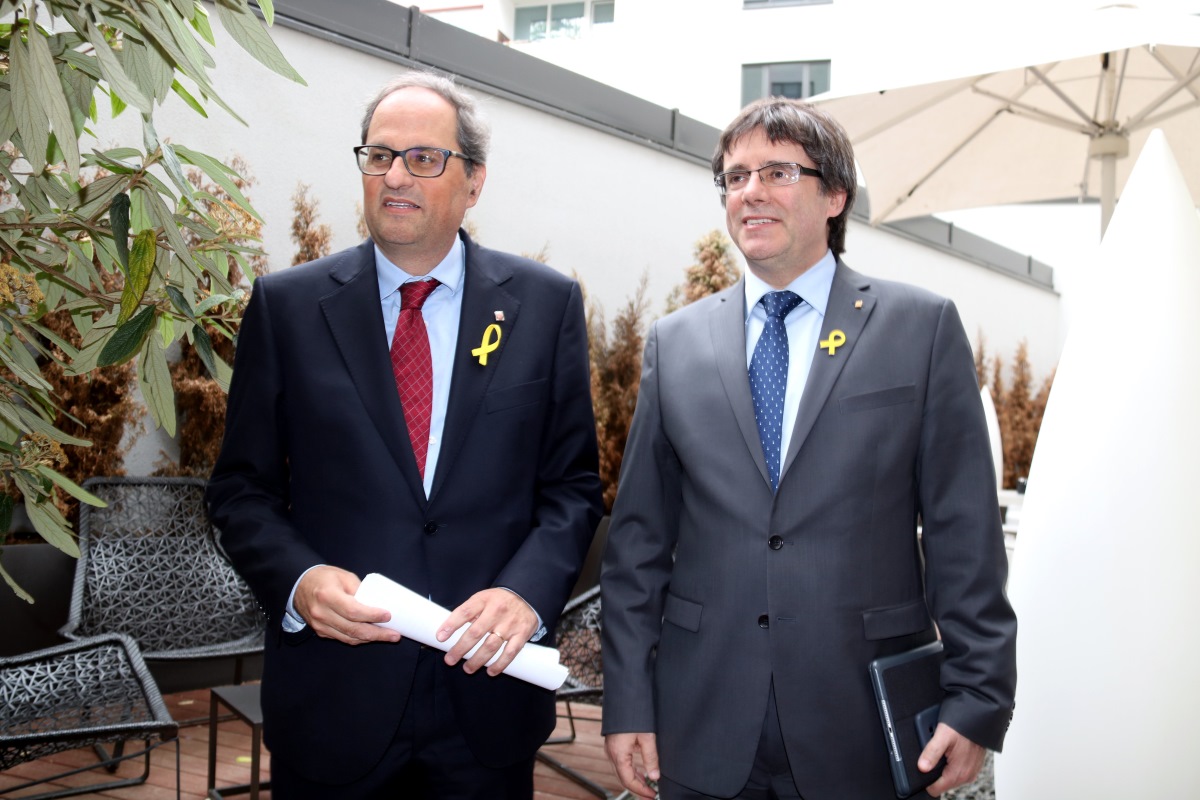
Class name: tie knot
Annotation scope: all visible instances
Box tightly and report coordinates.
[400,279,439,310]
[760,290,802,320]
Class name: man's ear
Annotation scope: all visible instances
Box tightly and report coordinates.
[467,164,487,206]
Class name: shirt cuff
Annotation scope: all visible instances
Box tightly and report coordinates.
[498,586,546,642]
[282,564,325,633]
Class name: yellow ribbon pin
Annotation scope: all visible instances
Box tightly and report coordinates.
[820,329,846,355]
[472,323,502,365]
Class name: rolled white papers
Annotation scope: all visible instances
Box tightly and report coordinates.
[354,572,569,691]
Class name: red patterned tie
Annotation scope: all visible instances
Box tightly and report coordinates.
[391,279,439,478]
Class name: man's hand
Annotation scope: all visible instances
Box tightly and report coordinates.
[293,566,399,645]
[437,588,538,676]
[919,722,986,797]
[605,732,660,799]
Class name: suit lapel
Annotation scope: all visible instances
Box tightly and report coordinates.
[320,241,427,505]
[781,260,875,480]
[429,235,519,503]
[710,279,772,488]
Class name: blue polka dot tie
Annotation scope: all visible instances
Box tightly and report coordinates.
[749,290,803,492]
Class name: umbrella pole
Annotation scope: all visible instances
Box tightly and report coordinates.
[1091,132,1127,236]
[1101,151,1116,236]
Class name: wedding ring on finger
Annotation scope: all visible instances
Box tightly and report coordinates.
[486,631,508,644]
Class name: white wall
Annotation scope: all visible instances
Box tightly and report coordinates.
[90,9,1059,472]
[845,221,1061,379]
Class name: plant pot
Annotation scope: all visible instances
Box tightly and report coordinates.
[0,542,76,656]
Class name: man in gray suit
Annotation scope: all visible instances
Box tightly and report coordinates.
[601,98,1017,800]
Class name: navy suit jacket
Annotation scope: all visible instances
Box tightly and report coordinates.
[207,233,603,784]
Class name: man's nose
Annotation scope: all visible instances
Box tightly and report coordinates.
[741,170,770,202]
[384,158,416,189]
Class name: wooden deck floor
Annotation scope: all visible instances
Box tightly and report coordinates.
[0,688,622,799]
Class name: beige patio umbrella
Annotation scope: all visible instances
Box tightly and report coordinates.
[813,2,1200,235]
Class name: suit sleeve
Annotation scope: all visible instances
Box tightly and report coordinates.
[599,321,683,734]
[917,298,1018,751]
[206,279,324,625]
[491,281,604,628]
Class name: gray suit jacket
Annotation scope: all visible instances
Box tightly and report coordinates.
[601,260,1016,799]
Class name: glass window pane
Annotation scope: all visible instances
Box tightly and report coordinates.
[742,64,765,107]
[808,61,831,96]
[515,6,548,40]
[550,2,585,37]
[770,81,805,99]
[593,1,615,24]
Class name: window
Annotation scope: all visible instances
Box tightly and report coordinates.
[745,0,833,8]
[513,1,611,41]
[593,1,614,24]
[742,61,831,104]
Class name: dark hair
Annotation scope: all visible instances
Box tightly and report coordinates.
[713,97,857,255]
[361,71,490,176]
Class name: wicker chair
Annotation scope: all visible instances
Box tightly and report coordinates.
[537,585,610,797]
[59,478,265,696]
[0,633,179,799]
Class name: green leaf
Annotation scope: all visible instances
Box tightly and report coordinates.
[192,322,218,378]
[110,191,131,272]
[117,229,157,325]
[191,5,216,45]
[143,116,192,201]
[139,329,177,436]
[10,32,50,174]
[0,494,13,534]
[166,285,197,320]
[110,88,128,119]
[23,498,80,558]
[0,403,91,447]
[76,173,127,221]
[0,83,16,146]
[138,184,196,272]
[256,0,276,27]
[82,19,154,114]
[0,337,53,392]
[119,31,174,105]
[35,466,108,508]
[157,313,177,347]
[174,144,261,221]
[25,26,83,177]
[214,0,306,85]
[98,304,156,367]
[170,79,209,117]
[0,562,35,605]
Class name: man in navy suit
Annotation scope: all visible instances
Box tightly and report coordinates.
[207,71,603,799]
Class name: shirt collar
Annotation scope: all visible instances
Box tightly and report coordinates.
[744,250,837,319]
[375,234,466,300]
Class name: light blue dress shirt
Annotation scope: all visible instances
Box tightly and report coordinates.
[376,240,465,498]
[743,250,837,478]
[284,235,543,639]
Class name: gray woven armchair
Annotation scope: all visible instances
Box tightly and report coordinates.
[537,585,609,797]
[59,477,265,682]
[0,633,178,799]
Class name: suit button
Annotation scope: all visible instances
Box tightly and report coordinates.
[768,535,783,550]
[423,521,439,535]
[758,614,769,628]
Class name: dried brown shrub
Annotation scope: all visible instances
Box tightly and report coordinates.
[154,159,264,477]
[665,230,740,312]
[587,273,649,513]
[291,183,333,266]
[980,337,1055,489]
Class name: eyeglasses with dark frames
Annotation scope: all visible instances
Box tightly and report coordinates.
[353,145,472,178]
[714,162,823,195]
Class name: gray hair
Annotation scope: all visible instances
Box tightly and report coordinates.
[713,97,857,256]
[361,71,490,175]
